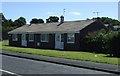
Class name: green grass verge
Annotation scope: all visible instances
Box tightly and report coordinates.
[1,40,119,65]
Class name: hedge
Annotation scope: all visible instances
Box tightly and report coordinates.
[81,30,120,57]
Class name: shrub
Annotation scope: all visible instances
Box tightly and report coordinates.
[82,30,119,57]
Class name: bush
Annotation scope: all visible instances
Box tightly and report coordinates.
[109,31,120,57]
[82,30,120,57]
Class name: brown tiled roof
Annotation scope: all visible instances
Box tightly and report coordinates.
[8,20,97,34]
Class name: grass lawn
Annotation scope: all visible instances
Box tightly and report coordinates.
[0,40,119,65]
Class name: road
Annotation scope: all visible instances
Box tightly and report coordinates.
[1,54,112,75]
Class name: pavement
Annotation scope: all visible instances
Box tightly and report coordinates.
[1,50,120,75]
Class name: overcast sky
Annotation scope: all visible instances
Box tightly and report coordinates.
[2,2,118,24]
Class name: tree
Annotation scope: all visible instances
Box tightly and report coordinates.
[2,19,16,40]
[30,18,44,24]
[1,14,27,40]
[92,17,120,26]
[2,19,13,27]
[37,19,44,23]
[0,13,7,23]
[14,17,26,27]
[46,16,59,23]
[46,19,50,23]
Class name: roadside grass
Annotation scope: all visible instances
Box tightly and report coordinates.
[1,40,119,65]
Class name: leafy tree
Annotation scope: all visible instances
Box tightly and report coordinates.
[2,19,16,40]
[1,14,26,40]
[30,18,44,24]
[2,19,14,27]
[46,16,59,23]
[14,17,26,27]
[46,19,50,23]
[37,19,44,23]
[93,17,120,26]
[0,13,7,22]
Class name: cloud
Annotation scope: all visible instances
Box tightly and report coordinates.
[46,12,53,14]
[69,12,81,15]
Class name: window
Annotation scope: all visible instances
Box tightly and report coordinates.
[67,33,75,43]
[12,34,18,41]
[29,34,34,41]
[41,34,49,42]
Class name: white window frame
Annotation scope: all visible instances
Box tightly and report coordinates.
[41,34,49,42]
[67,33,75,43]
[29,34,34,42]
[12,34,18,41]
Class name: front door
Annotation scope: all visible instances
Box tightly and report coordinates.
[21,34,27,47]
[55,34,64,49]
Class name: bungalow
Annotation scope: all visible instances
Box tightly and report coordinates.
[8,16,106,50]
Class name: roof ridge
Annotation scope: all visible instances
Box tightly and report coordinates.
[64,19,95,23]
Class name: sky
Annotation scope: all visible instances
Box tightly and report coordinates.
[119,1,120,20]
[1,2,119,24]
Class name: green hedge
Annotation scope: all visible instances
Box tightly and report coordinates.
[82,30,120,57]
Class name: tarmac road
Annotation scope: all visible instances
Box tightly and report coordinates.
[1,54,112,75]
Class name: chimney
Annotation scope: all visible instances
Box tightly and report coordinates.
[60,15,64,24]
